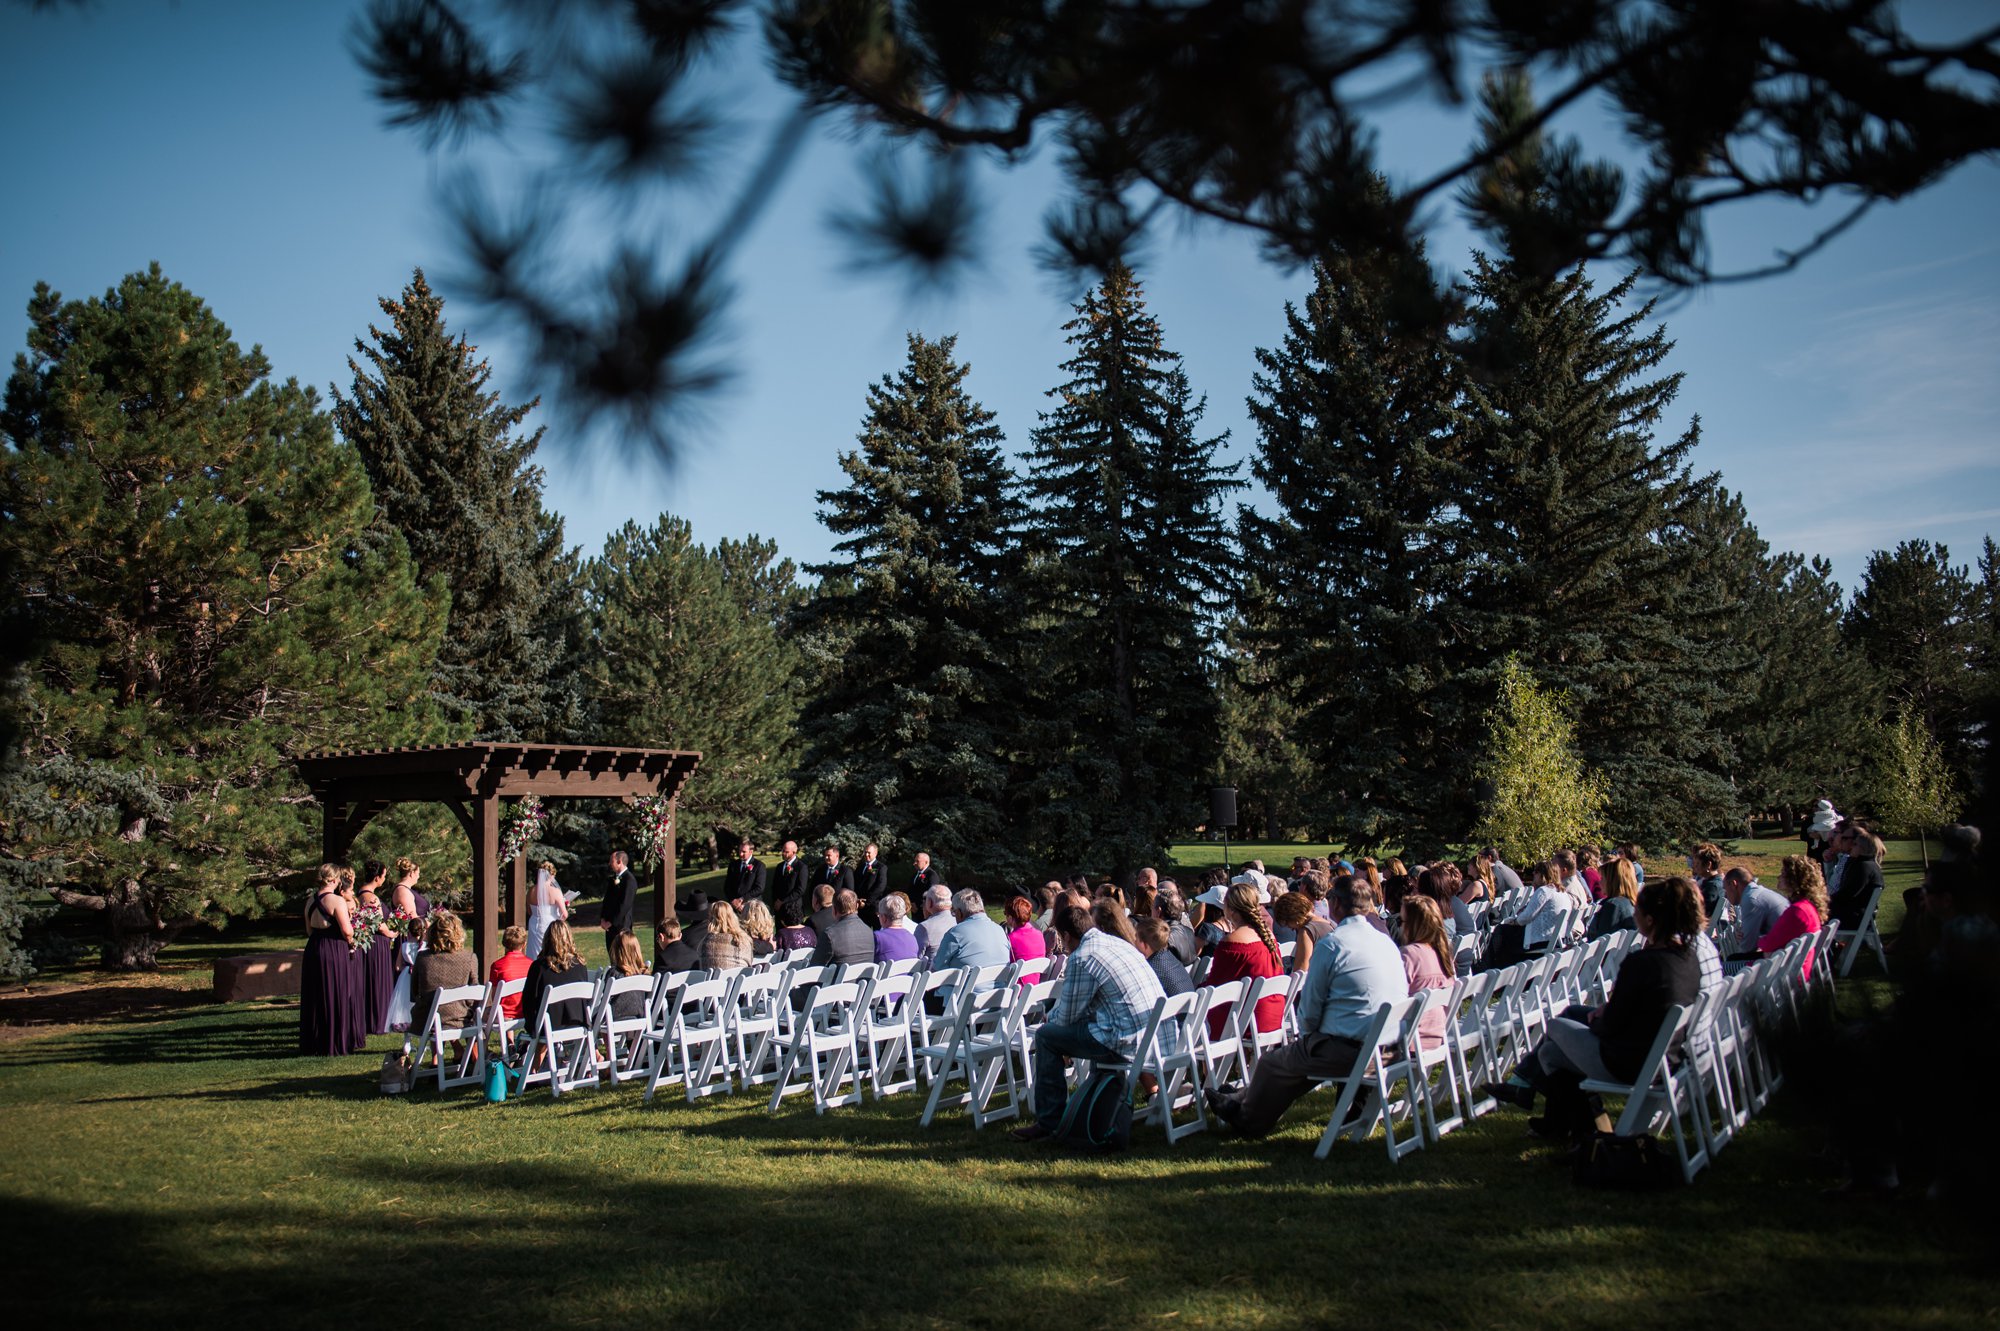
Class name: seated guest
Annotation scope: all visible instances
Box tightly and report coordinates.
[700,901,755,972]
[488,924,531,1021]
[774,898,816,953]
[1152,884,1200,965]
[1579,848,1605,901]
[1192,884,1229,955]
[1484,877,1703,1140]
[806,883,838,940]
[1758,854,1829,979]
[885,891,920,933]
[1201,882,1286,1040]
[933,889,1011,973]
[1205,875,1408,1137]
[1688,843,1727,927]
[1009,905,1167,1142]
[915,885,956,960]
[1400,897,1454,1050]
[1133,917,1192,997]
[1003,895,1047,979]
[741,900,779,957]
[1830,825,1885,930]
[1723,867,1785,957]
[605,930,651,1019]
[875,894,922,964]
[520,920,590,1033]
[810,888,875,967]
[1271,891,1329,974]
[411,908,480,1036]
[1587,858,1640,940]
[653,917,703,973]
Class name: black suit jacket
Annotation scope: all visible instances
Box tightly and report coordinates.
[807,906,837,940]
[909,866,939,899]
[603,868,639,934]
[724,857,766,905]
[772,857,809,917]
[654,938,703,974]
[814,861,855,899]
[854,858,889,907]
[811,913,875,968]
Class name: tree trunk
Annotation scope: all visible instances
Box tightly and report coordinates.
[52,877,189,971]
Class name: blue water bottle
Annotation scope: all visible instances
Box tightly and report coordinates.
[484,1057,509,1103]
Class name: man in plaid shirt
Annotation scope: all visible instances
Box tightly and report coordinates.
[1011,904,1165,1142]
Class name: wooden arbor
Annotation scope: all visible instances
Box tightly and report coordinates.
[295,743,701,965]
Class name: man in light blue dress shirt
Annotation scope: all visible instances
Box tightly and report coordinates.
[1207,876,1407,1138]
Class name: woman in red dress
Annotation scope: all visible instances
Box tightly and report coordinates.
[1201,881,1286,1040]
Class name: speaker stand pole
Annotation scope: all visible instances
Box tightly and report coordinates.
[1222,828,1231,876]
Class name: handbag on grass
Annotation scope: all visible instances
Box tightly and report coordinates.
[1573,1131,1678,1190]
[378,1049,415,1095]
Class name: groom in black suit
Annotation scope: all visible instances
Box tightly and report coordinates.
[603,849,639,943]
[724,840,766,912]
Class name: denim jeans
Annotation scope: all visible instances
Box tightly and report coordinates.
[1033,1020,1122,1131]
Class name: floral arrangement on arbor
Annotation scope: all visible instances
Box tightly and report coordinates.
[499,794,548,864]
[628,793,675,872]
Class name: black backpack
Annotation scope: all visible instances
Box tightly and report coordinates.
[1573,1130,1679,1190]
[1056,1065,1133,1152]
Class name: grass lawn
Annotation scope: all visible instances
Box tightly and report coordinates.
[1,842,1972,1328]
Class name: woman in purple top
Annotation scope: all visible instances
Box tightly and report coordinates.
[873,893,922,963]
[775,897,817,954]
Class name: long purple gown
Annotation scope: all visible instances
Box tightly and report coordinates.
[299,892,365,1056]
[359,892,396,1035]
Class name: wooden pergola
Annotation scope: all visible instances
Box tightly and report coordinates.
[295,743,701,965]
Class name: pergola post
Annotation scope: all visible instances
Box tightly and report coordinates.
[653,797,676,928]
[472,793,500,968]
[507,853,527,930]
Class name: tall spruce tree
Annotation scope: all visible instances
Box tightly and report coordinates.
[0,266,450,967]
[585,518,803,855]
[1843,539,1980,784]
[791,335,1027,880]
[1240,244,1471,854]
[331,270,584,742]
[1021,266,1240,872]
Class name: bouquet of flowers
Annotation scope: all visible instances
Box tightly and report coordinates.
[350,904,385,954]
[629,793,674,872]
[386,906,425,942]
[499,794,548,864]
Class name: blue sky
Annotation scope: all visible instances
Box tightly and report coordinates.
[3,0,1995,595]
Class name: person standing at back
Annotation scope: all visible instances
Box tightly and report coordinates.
[909,851,940,901]
[771,840,808,920]
[602,850,638,951]
[854,842,890,923]
[724,840,765,912]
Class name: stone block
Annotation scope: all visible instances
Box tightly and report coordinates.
[213,950,303,1002]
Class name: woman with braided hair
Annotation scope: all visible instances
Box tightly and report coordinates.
[1200,881,1286,1040]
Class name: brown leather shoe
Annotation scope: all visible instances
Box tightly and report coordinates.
[1009,1123,1054,1143]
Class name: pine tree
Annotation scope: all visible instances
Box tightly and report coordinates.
[1453,258,1741,847]
[1239,244,1471,855]
[0,266,450,967]
[791,335,1028,880]
[1021,266,1241,872]
[585,517,803,855]
[1843,540,1979,783]
[331,270,584,742]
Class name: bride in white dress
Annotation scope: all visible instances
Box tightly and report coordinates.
[525,863,568,961]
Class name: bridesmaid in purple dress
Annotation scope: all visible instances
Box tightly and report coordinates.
[356,860,396,1035]
[299,864,363,1055]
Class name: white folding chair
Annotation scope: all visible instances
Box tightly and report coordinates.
[1317,991,1433,1162]
[1444,969,1500,1121]
[910,965,963,1084]
[483,976,528,1061]
[1414,977,1466,1139]
[593,973,659,1084]
[1310,995,1406,1161]
[1013,956,1051,983]
[1480,962,1530,1079]
[915,986,1014,1127]
[412,982,487,1092]
[1579,1003,1709,1183]
[1194,979,1248,1091]
[860,971,919,1099]
[769,980,868,1115]
[516,980,600,1097]
[1007,976,1063,1091]
[1241,974,1291,1074]
[1836,884,1887,977]
[727,968,787,1088]
[1132,990,1208,1144]
[626,971,688,1091]
[648,976,731,1103]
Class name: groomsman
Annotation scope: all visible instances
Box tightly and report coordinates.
[603,850,639,943]
[771,840,808,919]
[909,851,939,900]
[815,844,855,900]
[724,840,765,912]
[854,842,889,924]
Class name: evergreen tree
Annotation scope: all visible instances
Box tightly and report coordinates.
[1239,244,1471,855]
[0,266,450,967]
[1213,604,1319,842]
[1021,266,1240,872]
[585,517,802,855]
[791,335,1027,879]
[1843,539,1979,782]
[1725,548,1878,819]
[331,270,584,742]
